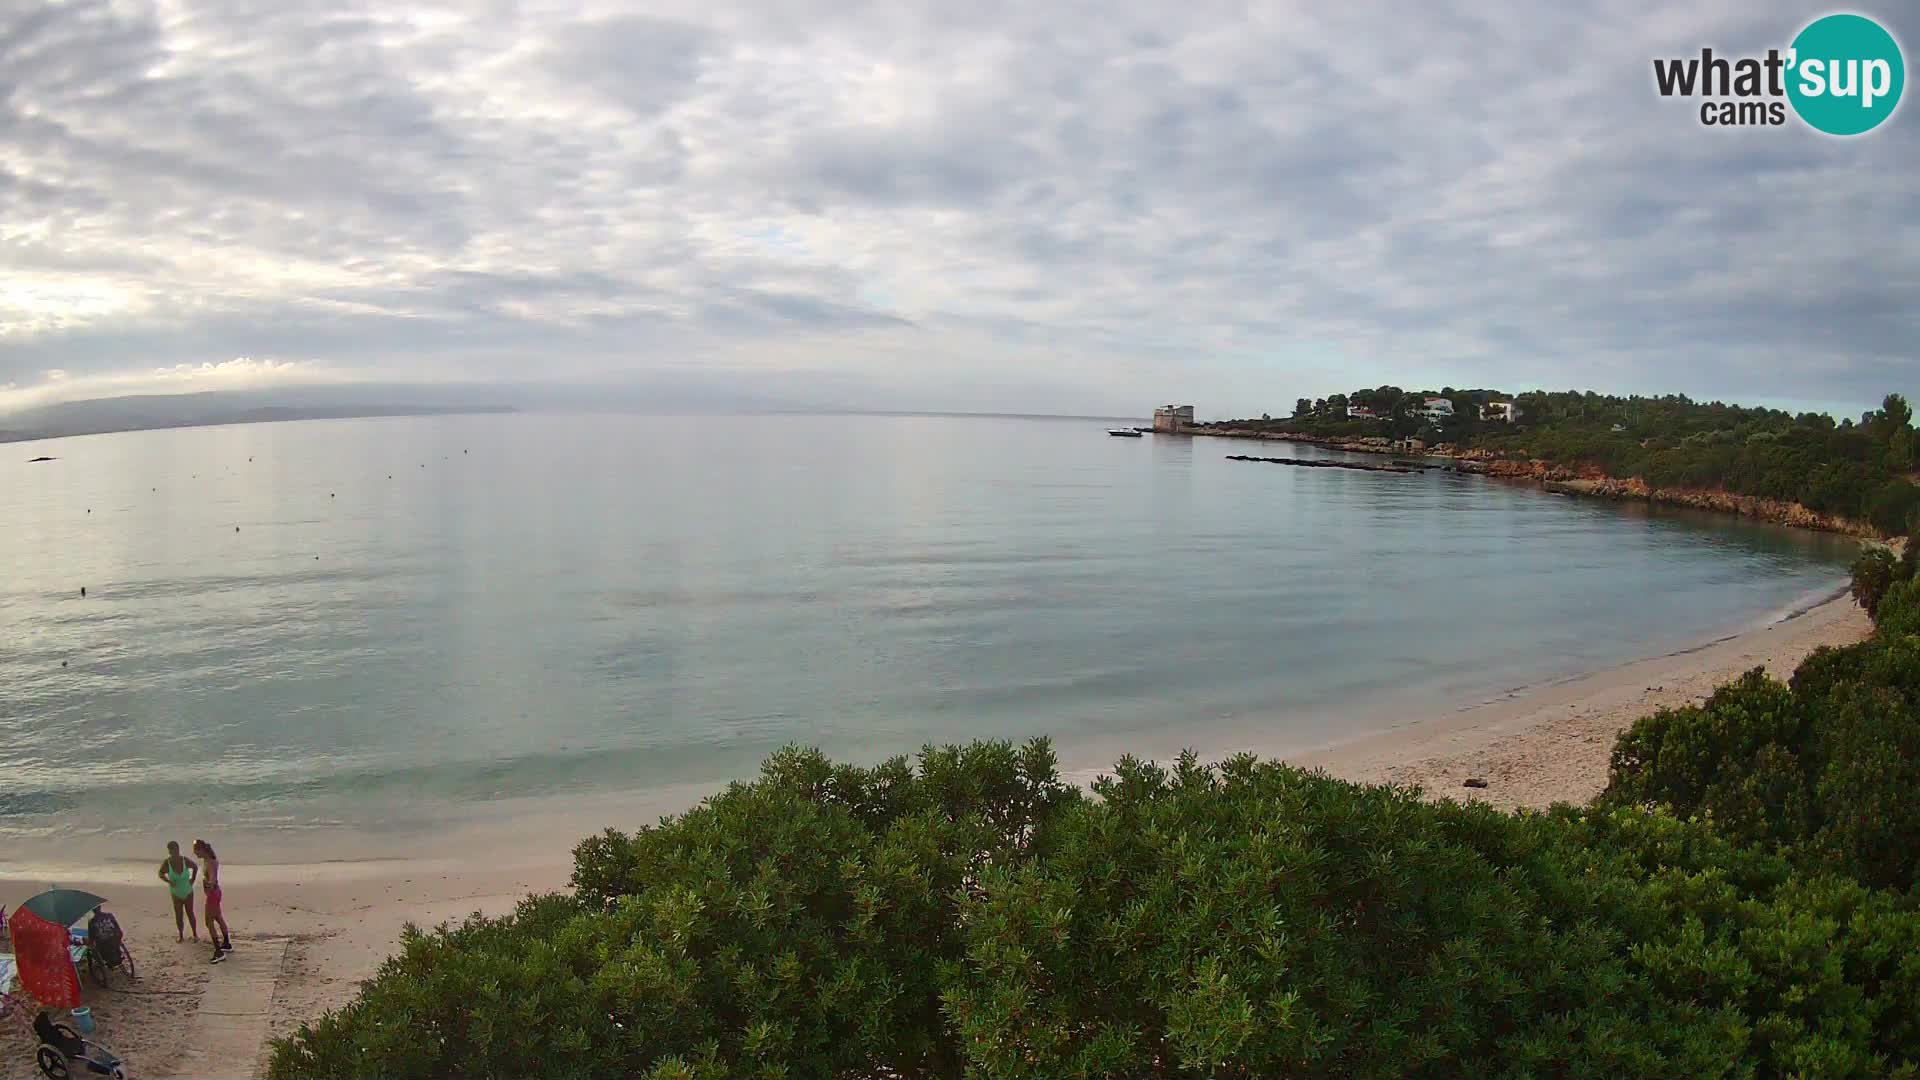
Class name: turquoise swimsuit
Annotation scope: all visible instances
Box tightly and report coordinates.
[166,859,193,900]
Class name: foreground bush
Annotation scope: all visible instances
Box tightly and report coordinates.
[1604,670,1810,850]
[1850,547,1900,617]
[1605,553,1920,892]
[1878,576,1920,640]
[271,744,1920,1079]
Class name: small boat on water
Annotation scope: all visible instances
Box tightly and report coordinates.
[1107,428,1144,438]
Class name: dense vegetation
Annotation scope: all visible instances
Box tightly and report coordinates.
[273,543,1920,1079]
[1215,388,1919,534]
[1604,539,1920,892]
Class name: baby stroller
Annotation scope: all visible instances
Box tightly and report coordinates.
[33,1011,127,1079]
[82,909,134,987]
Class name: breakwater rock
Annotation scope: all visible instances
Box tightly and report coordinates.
[1226,454,1417,475]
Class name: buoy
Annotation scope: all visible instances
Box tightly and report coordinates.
[80,586,86,597]
[235,526,240,532]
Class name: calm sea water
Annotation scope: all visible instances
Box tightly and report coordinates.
[0,413,1857,845]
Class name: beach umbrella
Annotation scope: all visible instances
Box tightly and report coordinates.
[17,889,108,929]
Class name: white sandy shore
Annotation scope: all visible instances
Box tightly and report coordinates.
[0,587,1874,1079]
[1296,584,1870,809]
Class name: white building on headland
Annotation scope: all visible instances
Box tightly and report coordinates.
[1153,404,1196,432]
[1480,401,1522,423]
[1347,405,1378,419]
[1415,397,1455,421]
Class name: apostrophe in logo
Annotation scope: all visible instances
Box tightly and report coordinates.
[1786,14,1904,135]
[1651,12,1905,135]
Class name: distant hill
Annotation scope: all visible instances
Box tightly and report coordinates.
[0,390,518,445]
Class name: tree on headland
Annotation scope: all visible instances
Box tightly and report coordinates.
[1880,393,1913,472]
[1223,386,1920,535]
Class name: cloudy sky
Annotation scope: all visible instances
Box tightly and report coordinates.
[1,0,1915,418]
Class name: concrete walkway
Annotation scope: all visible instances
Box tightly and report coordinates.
[167,938,289,1080]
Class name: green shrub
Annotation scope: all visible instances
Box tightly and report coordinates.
[1605,616,1920,894]
[1602,670,1810,848]
[1877,577,1920,640]
[1793,634,1920,707]
[272,747,1920,1080]
[1852,547,1901,618]
[1790,641,1884,701]
[946,756,1745,1078]
[1808,685,1920,891]
[267,893,594,1080]
[272,739,1075,1080]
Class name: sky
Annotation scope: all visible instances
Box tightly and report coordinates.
[1,0,1916,419]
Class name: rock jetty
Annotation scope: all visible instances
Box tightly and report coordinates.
[1226,454,1418,475]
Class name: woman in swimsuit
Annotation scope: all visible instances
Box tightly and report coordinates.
[193,839,232,962]
[157,841,198,942]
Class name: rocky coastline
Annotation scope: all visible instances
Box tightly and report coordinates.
[1194,425,1882,539]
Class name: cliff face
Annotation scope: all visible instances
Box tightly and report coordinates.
[1197,427,1882,538]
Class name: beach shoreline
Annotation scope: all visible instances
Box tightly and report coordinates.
[0,586,1875,1079]
[1293,582,1869,809]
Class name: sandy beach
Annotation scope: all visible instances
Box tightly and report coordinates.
[1298,585,1872,809]
[0,587,1873,1080]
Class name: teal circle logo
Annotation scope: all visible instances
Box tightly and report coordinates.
[1787,14,1905,135]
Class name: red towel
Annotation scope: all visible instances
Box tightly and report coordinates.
[7,908,80,1008]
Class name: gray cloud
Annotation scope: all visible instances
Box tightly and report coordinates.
[0,0,1914,415]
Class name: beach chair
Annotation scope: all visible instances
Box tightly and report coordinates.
[32,1010,127,1079]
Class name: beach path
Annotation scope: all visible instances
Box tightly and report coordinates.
[166,937,289,1080]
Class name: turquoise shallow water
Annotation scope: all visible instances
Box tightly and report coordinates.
[0,412,1857,843]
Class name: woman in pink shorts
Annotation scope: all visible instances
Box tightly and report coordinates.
[193,839,233,962]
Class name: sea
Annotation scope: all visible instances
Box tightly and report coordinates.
[0,412,1859,849]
